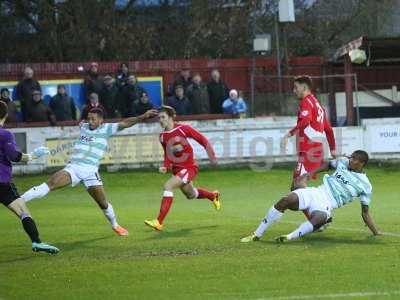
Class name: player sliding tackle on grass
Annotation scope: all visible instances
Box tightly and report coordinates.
[22,107,158,236]
[241,150,380,243]
[0,102,58,254]
[145,106,220,231]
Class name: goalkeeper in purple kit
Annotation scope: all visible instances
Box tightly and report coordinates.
[0,101,59,254]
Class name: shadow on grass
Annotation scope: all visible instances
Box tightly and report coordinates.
[0,254,38,265]
[255,234,385,248]
[144,225,219,240]
[55,236,114,252]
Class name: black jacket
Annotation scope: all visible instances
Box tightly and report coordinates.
[15,78,41,121]
[99,84,119,118]
[118,83,145,117]
[167,96,192,115]
[26,100,56,125]
[207,80,229,114]
[186,83,210,114]
[49,94,77,121]
[133,101,154,117]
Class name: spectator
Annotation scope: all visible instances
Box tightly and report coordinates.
[81,93,106,120]
[207,69,229,114]
[99,74,119,118]
[0,88,18,123]
[15,67,41,121]
[26,90,56,125]
[49,84,77,121]
[167,85,192,115]
[222,89,247,116]
[83,62,103,101]
[186,73,210,114]
[133,92,154,116]
[172,69,192,95]
[118,74,145,117]
[116,63,130,88]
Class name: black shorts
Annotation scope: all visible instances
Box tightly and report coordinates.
[0,182,20,207]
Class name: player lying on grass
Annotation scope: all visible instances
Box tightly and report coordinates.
[21,107,158,236]
[0,102,58,254]
[241,150,380,243]
[144,106,220,231]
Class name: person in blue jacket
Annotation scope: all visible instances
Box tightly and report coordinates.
[222,89,247,116]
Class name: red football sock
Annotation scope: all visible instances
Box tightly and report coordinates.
[157,191,174,224]
[196,188,215,201]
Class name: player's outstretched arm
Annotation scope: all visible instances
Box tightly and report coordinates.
[361,204,380,236]
[117,109,158,130]
[182,125,217,165]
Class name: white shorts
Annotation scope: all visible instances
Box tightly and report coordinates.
[63,164,102,188]
[293,186,333,218]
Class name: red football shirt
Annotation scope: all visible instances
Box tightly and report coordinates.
[160,123,216,170]
[289,94,335,155]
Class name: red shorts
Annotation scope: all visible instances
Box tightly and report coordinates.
[293,152,324,180]
[173,166,198,184]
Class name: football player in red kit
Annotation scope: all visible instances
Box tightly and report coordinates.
[281,76,336,218]
[144,106,220,231]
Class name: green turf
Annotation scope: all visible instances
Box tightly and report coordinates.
[1,167,399,300]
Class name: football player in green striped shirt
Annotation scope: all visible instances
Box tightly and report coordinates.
[21,107,158,236]
[241,150,380,243]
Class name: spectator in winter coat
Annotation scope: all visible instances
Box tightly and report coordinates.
[167,85,192,115]
[81,93,106,121]
[186,73,210,114]
[49,84,77,121]
[15,67,41,121]
[222,89,247,116]
[0,88,18,124]
[207,69,229,114]
[26,90,56,125]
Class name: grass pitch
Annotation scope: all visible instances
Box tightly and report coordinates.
[1,166,399,300]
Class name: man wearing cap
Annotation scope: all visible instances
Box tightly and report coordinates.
[99,74,119,118]
[222,89,247,116]
[0,88,18,124]
[26,90,56,125]
[49,84,77,121]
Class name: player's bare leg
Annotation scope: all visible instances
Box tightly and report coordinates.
[276,210,328,243]
[181,182,221,210]
[21,170,72,202]
[241,193,298,242]
[7,198,59,253]
[87,185,128,236]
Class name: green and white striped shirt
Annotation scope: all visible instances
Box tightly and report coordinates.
[69,123,119,170]
[323,158,372,208]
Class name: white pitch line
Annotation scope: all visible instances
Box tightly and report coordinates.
[255,290,400,300]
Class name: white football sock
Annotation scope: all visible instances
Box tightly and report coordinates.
[103,203,118,228]
[254,206,283,237]
[21,183,50,202]
[287,221,314,240]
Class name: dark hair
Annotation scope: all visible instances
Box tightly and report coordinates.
[294,76,313,89]
[159,105,176,118]
[353,150,369,165]
[0,101,8,119]
[88,107,104,118]
[57,84,65,89]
